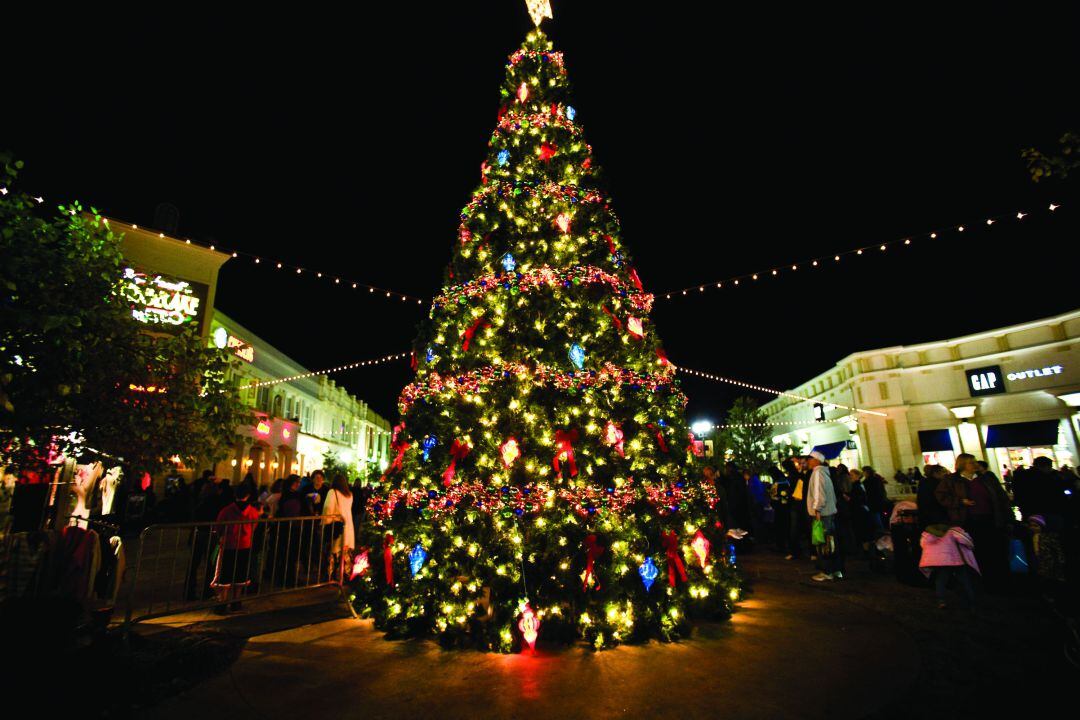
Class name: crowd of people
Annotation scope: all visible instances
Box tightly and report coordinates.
[120,455,1080,615]
[165,469,364,613]
[705,453,1079,609]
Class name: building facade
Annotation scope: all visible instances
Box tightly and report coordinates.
[762,309,1080,485]
[209,311,392,485]
[112,217,392,486]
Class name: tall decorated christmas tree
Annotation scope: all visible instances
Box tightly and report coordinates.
[352,5,740,651]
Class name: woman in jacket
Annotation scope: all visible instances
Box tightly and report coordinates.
[322,474,355,580]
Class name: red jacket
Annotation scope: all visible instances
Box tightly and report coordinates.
[216,502,260,550]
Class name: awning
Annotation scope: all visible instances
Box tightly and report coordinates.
[984,420,1060,448]
[917,429,954,453]
[811,440,848,460]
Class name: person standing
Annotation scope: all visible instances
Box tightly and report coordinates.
[917,465,950,530]
[806,451,841,581]
[322,475,355,580]
[968,459,1013,591]
[212,484,261,612]
[186,479,223,601]
[772,464,794,555]
[832,463,853,572]
[863,466,887,536]
[310,470,329,512]
[782,458,806,560]
[934,454,977,528]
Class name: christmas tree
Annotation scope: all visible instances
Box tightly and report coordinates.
[352,17,740,652]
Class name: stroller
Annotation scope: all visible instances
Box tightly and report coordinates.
[888,505,929,586]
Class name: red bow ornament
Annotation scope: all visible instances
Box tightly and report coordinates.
[662,530,688,587]
[383,423,409,478]
[647,423,669,453]
[582,534,604,591]
[443,439,472,486]
[553,428,579,478]
[601,305,623,331]
[461,316,491,351]
[628,268,644,291]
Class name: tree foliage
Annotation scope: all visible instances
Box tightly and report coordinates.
[0,153,249,474]
[1022,131,1080,183]
[716,397,774,472]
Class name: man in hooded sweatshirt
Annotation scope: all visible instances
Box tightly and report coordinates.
[806,451,841,581]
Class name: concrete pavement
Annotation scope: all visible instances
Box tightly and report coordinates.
[148,554,920,720]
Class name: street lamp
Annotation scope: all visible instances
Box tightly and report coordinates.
[691,420,714,438]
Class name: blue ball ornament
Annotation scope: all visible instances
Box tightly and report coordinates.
[422,435,438,461]
[566,105,576,121]
[639,557,658,592]
[568,343,586,370]
[409,544,428,576]
[425,347,436,363]
[497,149,510,166]
[501,252,516,273]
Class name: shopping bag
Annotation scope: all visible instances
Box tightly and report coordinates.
[1009,538,1029,574]
[811,518,826,545]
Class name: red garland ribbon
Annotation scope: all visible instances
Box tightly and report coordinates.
[553,428,579,478]
[409,351,418,371]
[655,347,671,367]
[647,423,669,453]
[442,438,472,487]
[383,533,395,586]
[662,530,687,587]
[583,534,604,591]
[461,316,491,351]
[605,234,617,256]
[601,305,623,331]
[629,267,644,291]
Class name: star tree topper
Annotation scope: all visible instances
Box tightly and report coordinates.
[526,0,553,27]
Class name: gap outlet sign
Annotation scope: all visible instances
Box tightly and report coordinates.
[966,365,1006,397]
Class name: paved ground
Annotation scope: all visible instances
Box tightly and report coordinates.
[144,552,939,720]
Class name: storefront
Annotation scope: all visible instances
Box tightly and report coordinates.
[210,311,393,484]
[762,308,1080,490]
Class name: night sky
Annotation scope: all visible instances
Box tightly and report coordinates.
[5,2,1078,423]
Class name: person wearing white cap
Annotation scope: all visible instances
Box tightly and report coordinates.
[806,451,842,581]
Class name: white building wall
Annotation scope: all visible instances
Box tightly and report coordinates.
[763,309,1080,495]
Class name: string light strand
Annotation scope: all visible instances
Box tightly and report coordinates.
[248,351,411,389]
[659,202,1063,300]
[674,365,887,417]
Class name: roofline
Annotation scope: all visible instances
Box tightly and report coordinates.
[761,306,1080,409]
[105,216,232,263]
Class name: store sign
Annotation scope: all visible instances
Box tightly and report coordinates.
[1007,365,1064,382]
[213,326,255,362]
[966,365,1005,397]
[121,267,207,332]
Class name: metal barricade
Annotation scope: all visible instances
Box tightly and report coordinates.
[122,514,346,633]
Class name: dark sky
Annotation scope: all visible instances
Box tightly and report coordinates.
[5,2,1078,423]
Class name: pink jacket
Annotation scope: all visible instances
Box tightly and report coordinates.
[919,527,980,577]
